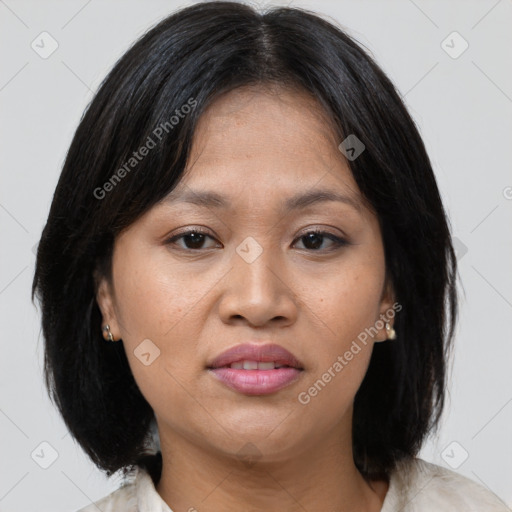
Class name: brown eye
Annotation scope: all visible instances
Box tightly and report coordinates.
[165,228,348,253]
[166,229,219,250]
[293,230,348,251]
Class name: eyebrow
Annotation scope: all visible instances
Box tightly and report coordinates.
[164,188,363,213]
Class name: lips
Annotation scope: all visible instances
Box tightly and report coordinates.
[207,343,304,370]
[206,342,304,395]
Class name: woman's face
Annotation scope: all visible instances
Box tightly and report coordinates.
[96,85,395,462]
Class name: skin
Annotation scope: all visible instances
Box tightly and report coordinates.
[96,84,395,512]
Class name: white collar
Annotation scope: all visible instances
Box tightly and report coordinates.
[132,467,174,512]
[130,463,400,511]
[127,457,507,511]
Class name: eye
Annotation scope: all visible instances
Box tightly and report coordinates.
[292,229,349,251]
[165,228,219,251]
[165,228,349,252]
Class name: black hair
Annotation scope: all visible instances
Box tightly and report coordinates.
[32,0,458,484]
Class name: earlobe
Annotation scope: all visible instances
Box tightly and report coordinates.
[93,270,120,340]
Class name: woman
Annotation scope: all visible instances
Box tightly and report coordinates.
[32,1,508,511]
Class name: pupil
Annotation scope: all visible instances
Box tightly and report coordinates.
[304,233,322,250]
[185,233,204,249]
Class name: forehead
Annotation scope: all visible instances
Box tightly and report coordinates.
[189,84,341,161]
[164,85,366,213]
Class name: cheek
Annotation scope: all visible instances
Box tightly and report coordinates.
[298,259,383,394]
[111,249,210,405]
[308,260,384,345]
[296,284,377,425]
[112,246,208,340]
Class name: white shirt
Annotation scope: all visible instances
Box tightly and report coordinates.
[75,457,510,511]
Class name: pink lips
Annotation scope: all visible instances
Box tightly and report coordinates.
[207,343,304,395]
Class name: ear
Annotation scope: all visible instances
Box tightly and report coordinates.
[375,274,397,342]
[380,275,395,312]
[93,268,121,341]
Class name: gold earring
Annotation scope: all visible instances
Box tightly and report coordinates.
[102,324,116,342]
[385,321,396,340]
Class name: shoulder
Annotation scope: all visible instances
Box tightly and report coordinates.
[382,457,510,512]
[73,469,139,512]
[72,466,173,512]
[74,485,137,512]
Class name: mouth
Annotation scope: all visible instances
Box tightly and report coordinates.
[206,343,304,395]
[207,342,304,370]
[214,360,301,370]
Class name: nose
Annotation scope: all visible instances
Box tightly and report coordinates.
[217,244,298,328]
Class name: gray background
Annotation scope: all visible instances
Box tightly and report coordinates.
[1,0,511,510]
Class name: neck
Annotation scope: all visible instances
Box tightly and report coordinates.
[155,427,388,512]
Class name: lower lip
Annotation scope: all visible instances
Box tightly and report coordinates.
[208,367,303,395]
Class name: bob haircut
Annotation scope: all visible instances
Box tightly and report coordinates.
[32,0,458,484]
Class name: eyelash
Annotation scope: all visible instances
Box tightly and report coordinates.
[165,227,349,253]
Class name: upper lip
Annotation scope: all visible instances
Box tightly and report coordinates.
[207,343,304,369]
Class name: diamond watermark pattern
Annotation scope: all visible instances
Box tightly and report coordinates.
[134,338,161,366]
[31,441,59,469]
[338,134,365,161]
[452,237,468,260]
[236,236,263,264]
[31,32,59,59]
[236,442,263,468]
[441,441,469,469]
[441,31,469,59]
